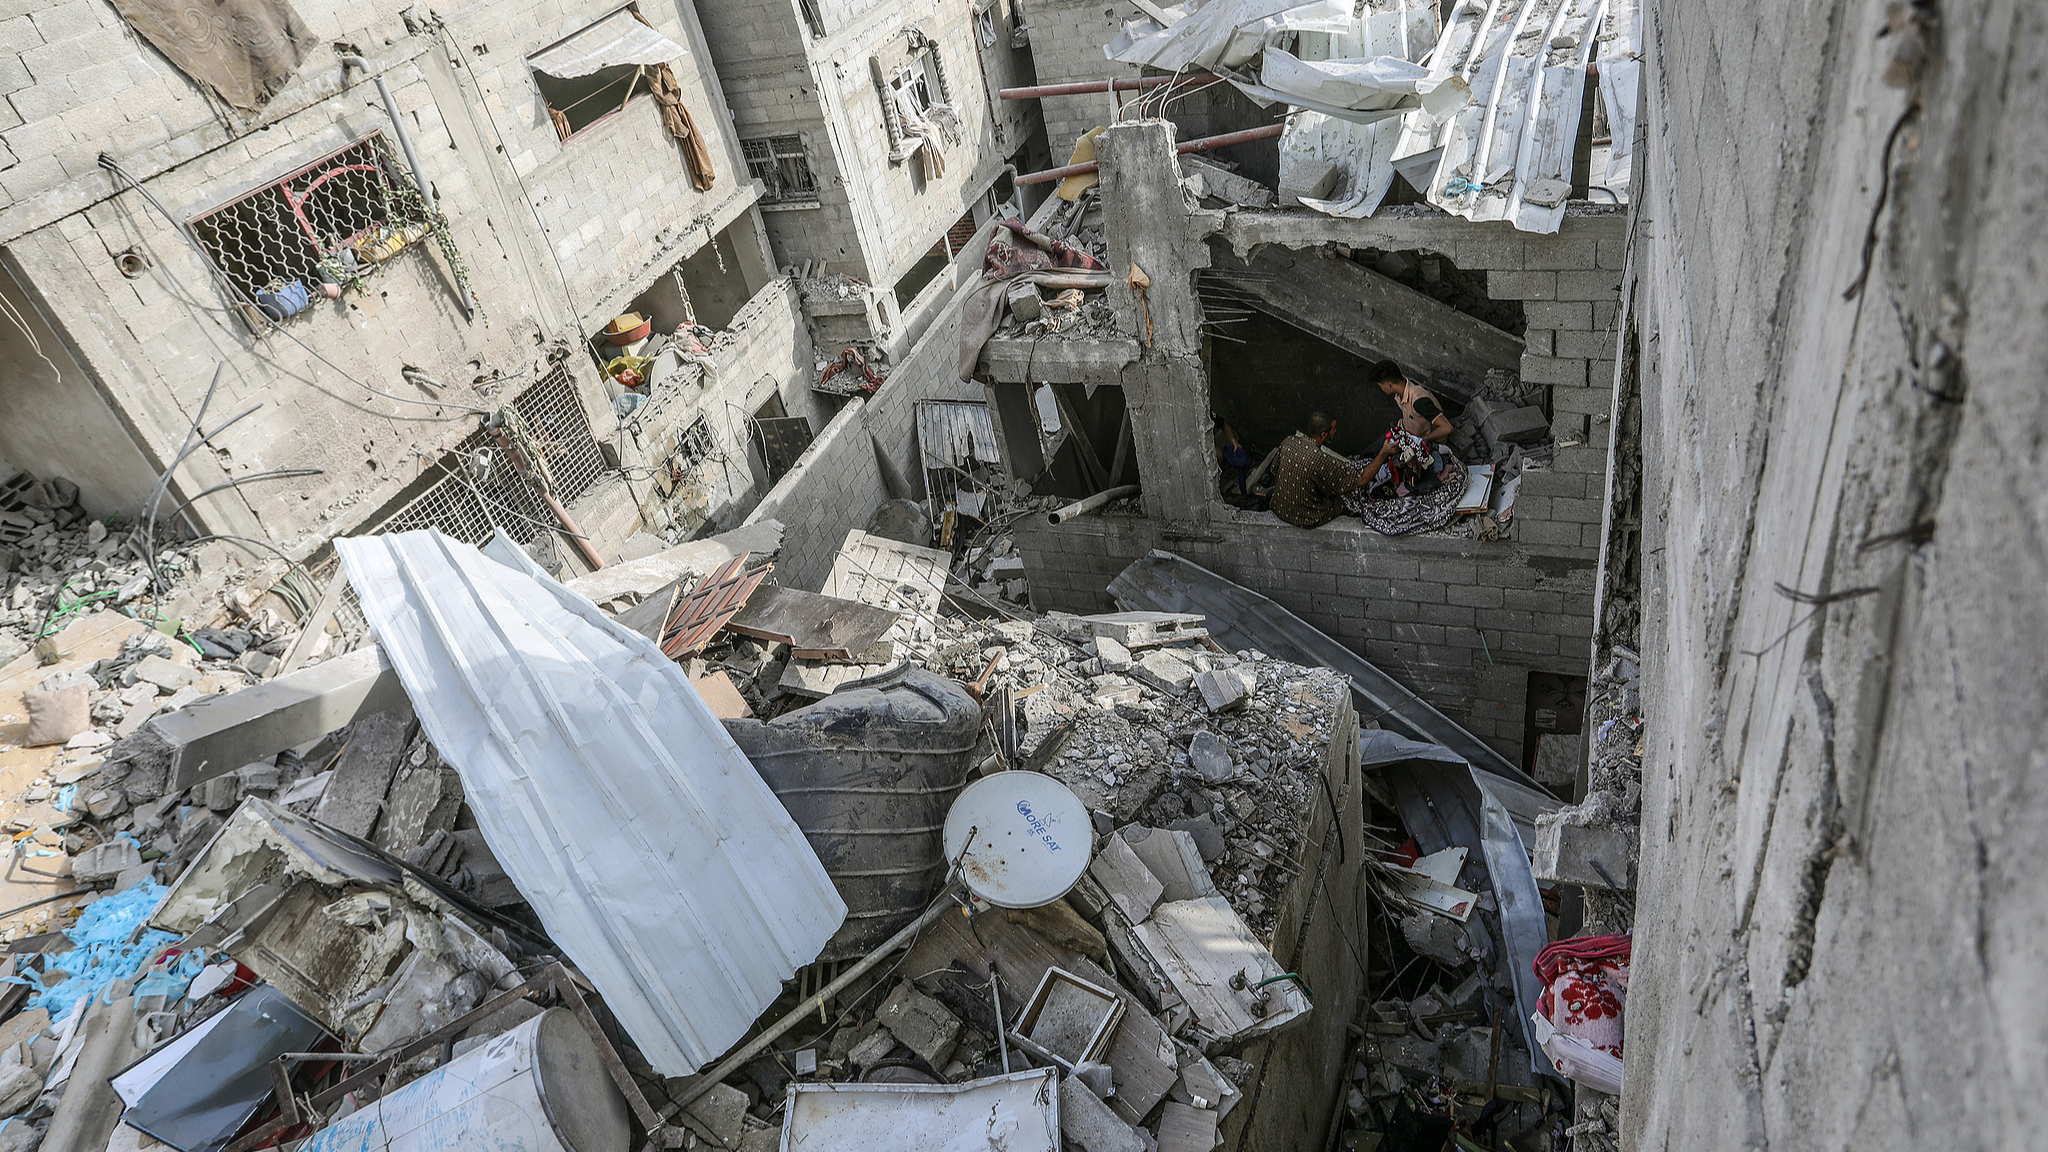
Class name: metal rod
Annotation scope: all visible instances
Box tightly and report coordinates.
[1015,123,1286,185]
[1047,484,1141,525]
[673,886,963,1110]
[990,960,1010,1073]
[1000,73,1218,99]
[341,54,476,321]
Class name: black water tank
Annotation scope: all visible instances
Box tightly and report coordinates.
[724,666,981,959]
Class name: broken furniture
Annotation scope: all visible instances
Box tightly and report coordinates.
[724,666,980,958]
[1015,967,1125,1072]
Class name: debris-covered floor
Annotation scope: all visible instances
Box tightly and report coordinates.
[0,457,1636,1152]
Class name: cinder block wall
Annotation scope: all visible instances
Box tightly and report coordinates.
[745,277,979,587]
[1015,515,1595,759]
[1013,0,1144,157]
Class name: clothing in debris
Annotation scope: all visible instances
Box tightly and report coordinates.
[1346,430,1463,535]
[1269,432,1361,529]
[956,221,1113,379]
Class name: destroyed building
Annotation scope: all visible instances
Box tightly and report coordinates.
[4,0,2043,1147]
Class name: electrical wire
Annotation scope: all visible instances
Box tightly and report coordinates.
[0,284,62,383]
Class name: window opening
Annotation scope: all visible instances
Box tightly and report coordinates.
[743,136,819,204]
[189,133,440,323]
[375,366,605,544]
[536,62,647,139]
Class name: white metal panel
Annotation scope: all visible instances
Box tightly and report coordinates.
[336,531,845,1075]
[528,8,687,78]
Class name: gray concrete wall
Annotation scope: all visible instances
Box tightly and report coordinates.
[0,261,161,516]
[744,273,979,588]
[1012,0,1144,159]
[991,124,1623,762]
[1622,0,2048,1147]
[1,0,763,560]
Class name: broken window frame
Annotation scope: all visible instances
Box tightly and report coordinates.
[742,135,820,205]
[527,4,664,143]
[188,132,435,328]
[974,0,999,48]
[872,38,952,164]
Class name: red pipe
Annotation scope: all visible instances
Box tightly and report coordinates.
[1014,122,1286,186]
[999,73,1219,100]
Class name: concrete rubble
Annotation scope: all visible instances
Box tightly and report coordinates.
[0,504,1595,1152]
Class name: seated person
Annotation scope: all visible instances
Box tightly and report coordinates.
[1367,359,1456,443]
[1269,410,1372,528]
[1213,418,1258,498]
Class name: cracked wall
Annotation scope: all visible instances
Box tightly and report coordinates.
[1624,0,2048,1146]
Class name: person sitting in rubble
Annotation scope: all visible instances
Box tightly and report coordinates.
[1368,359,1456,443]
[1269,411,1374,528]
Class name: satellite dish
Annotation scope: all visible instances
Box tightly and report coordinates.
[943,772,1091,908]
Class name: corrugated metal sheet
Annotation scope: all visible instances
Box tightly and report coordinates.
[528,8,687,78]
[335,530,845,1076]
[915,400,1001,473]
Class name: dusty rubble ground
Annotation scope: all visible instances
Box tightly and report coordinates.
[0,460,1604,1152]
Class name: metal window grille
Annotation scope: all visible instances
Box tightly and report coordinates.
[189,134,433,317]
[742,136,819,204]
[674,415,715,471]
[374,366,606,547]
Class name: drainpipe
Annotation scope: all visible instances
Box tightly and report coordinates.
[340,55,476,320]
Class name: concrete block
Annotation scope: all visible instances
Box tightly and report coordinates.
[132,655,197,692]
[1517,356,1587,388]
[1195,668,1248,714]
[874,980,960,1068]
[1445,584,1504,609]
[1556,269,1624,300]
[1007,280,1044,320]
[1095,634,1133,671]
[1486,270,1556,300]
[848,1025,898,1070]
[1531,819,1633,888]
[1554,328,1616,359]
[1278,157,1339,206]
[1523,301,1593,330]
[1520,233,1601,270]
[72,838,143,883]
[1131,648,1197,693]
[1492,404,1551,443]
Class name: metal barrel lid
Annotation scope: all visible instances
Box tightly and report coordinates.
[942,771,1092,908]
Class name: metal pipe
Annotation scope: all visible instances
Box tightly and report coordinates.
[1000,73,1218,100]
[1047,484,1140,524]
[673,886,963,1110]
[341,54,475,320]
[1015,123,1285,185]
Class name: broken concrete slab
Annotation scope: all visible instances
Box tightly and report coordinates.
[104,645,408,798]
[1060,1073,1147,1152]
[1181,155,1273,208]
[1132,649,1198,694]
[1095,635,1134,672]
[312,707,414,839]
[1194,667,1249,713]
[1187,731,1236,781]
[1490,405,1552,445]
[1085,611,1207,649]
[1167,815,1226,862]
[71,838,142,883]
[875,980,962,1069]
[1120,826,1217,902]
[848,1025,898,1071]
[131,655,198,692]
[1090,833,1166,923]
[1132,897,1312,1049]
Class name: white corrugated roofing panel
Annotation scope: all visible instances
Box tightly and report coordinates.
[336,530,845,1076]
[915,399,1001,472]
[528,8,687,78]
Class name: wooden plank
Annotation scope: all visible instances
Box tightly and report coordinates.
[612,576,684,643]
[725,585,900,660]
[660,554,770,659]
[1155,1102,1219,1152]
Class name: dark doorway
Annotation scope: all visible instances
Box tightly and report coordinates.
[1205,305,1403,463]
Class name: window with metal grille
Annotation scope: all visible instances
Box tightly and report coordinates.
[189,134,433,319]
[375,366,606,546]
[673,415,715,471]
[742,136,819,204]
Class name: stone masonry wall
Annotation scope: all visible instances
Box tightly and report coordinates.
[1012,0,1144,158]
